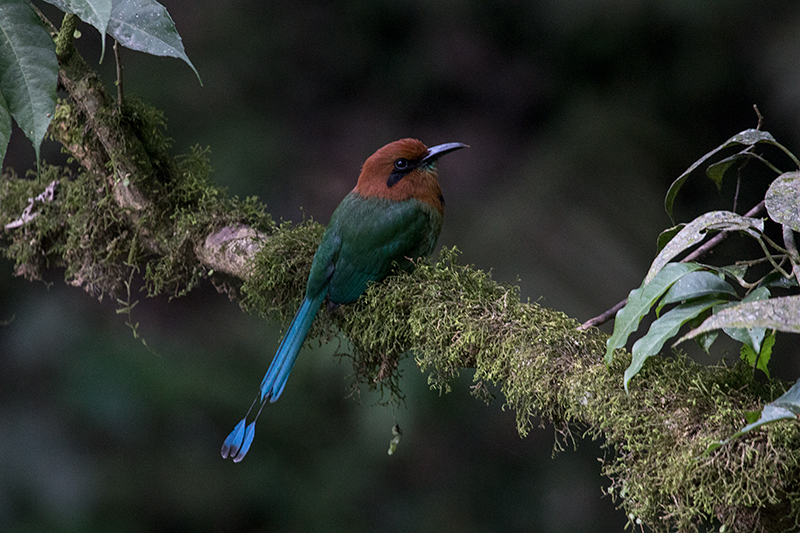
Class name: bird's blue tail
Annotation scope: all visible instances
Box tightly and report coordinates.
[259,292,325,401]
[221,291,325,462]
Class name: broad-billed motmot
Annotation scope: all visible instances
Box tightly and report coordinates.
[221,138,467,462]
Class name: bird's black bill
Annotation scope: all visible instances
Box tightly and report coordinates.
[421,142,468,165]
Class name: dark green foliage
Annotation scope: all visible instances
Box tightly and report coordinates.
[608,129,800,394]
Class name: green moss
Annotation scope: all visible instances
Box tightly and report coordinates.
[54,13,78,57]
[111,99,274,298]
[61,168,139,296]
[357,247,606,435]
[1,166,73,280]
[240,219,325,320]
[1,162,144,297]
[51,100,84,150]
[244,245,601,416]
[568,352,800,532]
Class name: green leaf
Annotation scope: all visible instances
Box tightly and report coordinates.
[704,378,800,455]
[705,155,738,190]
[740,330,775,378]
[723,324,764,354]
[744,410,761,424]
[765,172,800,232]
[107,0,201,84]
[42,0,113,61]
[694,329,718,354]
[712,264,749,288]
[657,271,737,314]
[644,211,763,285]
[687,310,716,350]
[665,128,777,221]
[625,297,726,392]
[605,262,702,365]
[757,271,798,290]
[0,89,11,165]
[720,287,770,354]
[679,294,800,345]
[656,224,684,253]
[760,331,776,375]
[740,344,758,370]
[727,128,778,145]
[0,0,58,161]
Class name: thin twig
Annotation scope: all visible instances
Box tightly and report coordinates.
[733,166,742,213]
[782,224,800,287]
[114,40,123,109]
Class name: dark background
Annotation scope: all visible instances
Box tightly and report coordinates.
[3,1,800,531]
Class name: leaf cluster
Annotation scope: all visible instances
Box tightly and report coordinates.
[0,0,199,165]
[606,127,800,452]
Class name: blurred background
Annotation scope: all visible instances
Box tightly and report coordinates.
[3,1,800,531]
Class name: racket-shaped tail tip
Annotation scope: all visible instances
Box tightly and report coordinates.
[221,418,246,459]
[232,422,257,463]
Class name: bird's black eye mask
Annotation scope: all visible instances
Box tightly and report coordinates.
[387,157,420,188]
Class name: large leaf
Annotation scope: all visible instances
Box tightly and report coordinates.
[0,0,58,162]
[664,129,777,221]
[0,88,11,165]
[758,270,799,290]
[42,0,113,61]
[704,378,800,455]
[605,262,702,365]
[644,211,763,284]
[656,270,737,314]
[765,172,800,232]
[625,297,726,392]
[679,294,800,344]
[107,0,201,83]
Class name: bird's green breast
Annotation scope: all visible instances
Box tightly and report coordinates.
[306,192,443,304]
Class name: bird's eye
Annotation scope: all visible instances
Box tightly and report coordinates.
[394,158,409,171]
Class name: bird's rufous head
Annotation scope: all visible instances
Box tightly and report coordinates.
[353,138,467,216]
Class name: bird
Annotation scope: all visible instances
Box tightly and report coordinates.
[221,138,467,462]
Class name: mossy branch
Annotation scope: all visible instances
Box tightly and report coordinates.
[1,16,800,533]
